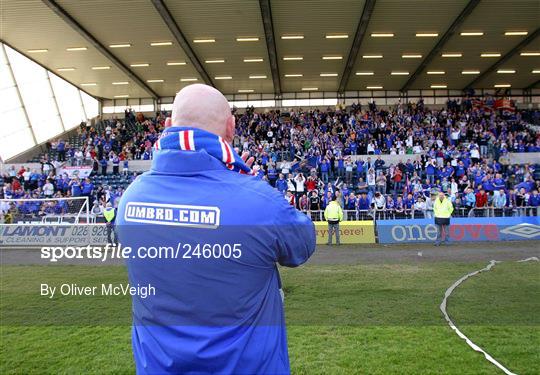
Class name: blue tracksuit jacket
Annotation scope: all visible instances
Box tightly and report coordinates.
[116,145,316,374]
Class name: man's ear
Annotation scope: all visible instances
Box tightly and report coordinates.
[225,115,235,143]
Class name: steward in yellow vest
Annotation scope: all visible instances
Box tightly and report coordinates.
[433,192,454,245]
[324,196,343,245]
[103,203,117,244]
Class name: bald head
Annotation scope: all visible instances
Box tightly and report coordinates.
[171,84,235,142]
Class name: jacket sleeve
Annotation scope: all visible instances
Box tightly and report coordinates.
[274,199,316,267]
[338,206,344,221]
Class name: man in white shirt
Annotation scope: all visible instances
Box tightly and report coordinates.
[286,173,296,193]
[281,162,291,175]
[413,197,426,219]
[0,200,11,216]
[413,144,423,154]
[22,169,31,189]
[74,149,84,166]
[425,193,436,218]
[367,142,375,154]
[451,128,460,143]
[43,179,55,198]
[294,173,305,202]
[470,145,480,164]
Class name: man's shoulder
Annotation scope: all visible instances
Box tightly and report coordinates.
[228,173,286,203]
[121,170,288,216]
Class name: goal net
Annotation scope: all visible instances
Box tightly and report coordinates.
[0,197,89,224]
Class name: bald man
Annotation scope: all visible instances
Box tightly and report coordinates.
[116,84,316,374]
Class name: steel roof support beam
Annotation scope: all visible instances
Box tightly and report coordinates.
[150,0,214,87]
[1,43,38,145]
[41,0,159,99]
[401,0,481,92]
[464,28,540,90]
[46,70,66,131]
[338,0,376,94]
[259,0,281,95]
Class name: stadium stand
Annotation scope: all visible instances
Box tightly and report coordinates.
[2,99,539,224]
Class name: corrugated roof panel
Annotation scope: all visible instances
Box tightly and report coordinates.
[350,0,469,91]
[164,0,273,94]
[57,0,202,96]
[1,0,538,96]
[272,0,362,92]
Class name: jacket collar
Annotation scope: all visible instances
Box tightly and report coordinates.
[151,148,228,175]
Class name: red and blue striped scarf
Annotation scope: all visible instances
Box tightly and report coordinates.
[154,127,254,175]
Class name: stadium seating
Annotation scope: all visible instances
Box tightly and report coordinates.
[2,101,540,223]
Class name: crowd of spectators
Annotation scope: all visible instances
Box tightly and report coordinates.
[267,159,539,220]
[0,109,161,222]
[233,99,539,163]
[1,98,539,222]
[46,109,164,167]
[0,163,137,222]
[232,99,539,218]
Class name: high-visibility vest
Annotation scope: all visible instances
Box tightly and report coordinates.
[324,201,343,222]
[103,207,116,222]
[433,198,454,218]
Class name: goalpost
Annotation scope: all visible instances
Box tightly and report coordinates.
[0,196,90,224]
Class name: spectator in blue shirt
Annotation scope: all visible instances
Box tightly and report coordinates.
[100,157,108,175]
[320,158,330,183]
[374,156,385,172]
[465,187,476,214]
[337,157,345,179]
[403,193,415,210]
[55,198,68,214]
[346,192,356,210]
[357,193,370,211]
[473,170,485,187]
[57,139,66,162]
[82,177,94,204]
[515,177,535,193]
[425,160,437,184]
[70,178,82,197]
[111,153,120,175]
[122,160,129,175]
[266,163,278,186]
[405,160,414,177]
[275,173,287,194]
[443,162,454,179]
[492,174,506,191]
[455,161,466,177]
[29,171,40,190]
[529,190,540,207]
[493,189,507,210]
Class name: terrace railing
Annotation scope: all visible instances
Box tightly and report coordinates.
[303,206,540,222]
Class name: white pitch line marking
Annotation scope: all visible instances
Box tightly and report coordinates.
[440,257,539,375]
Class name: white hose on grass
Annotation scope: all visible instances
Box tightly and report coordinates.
[440,257,539,375]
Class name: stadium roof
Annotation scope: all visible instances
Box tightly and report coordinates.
[1,0,539,99]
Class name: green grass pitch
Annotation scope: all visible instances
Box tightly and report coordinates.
[1,261,538,374]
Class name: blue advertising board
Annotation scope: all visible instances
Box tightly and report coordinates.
[376,217,540,244]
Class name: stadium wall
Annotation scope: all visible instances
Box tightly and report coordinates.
[2,152,539,174]
[0,159,151,175]
[2,217,539,248]
[376,217,540,244]
[0,224,108,246]
[313,221,375,244]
